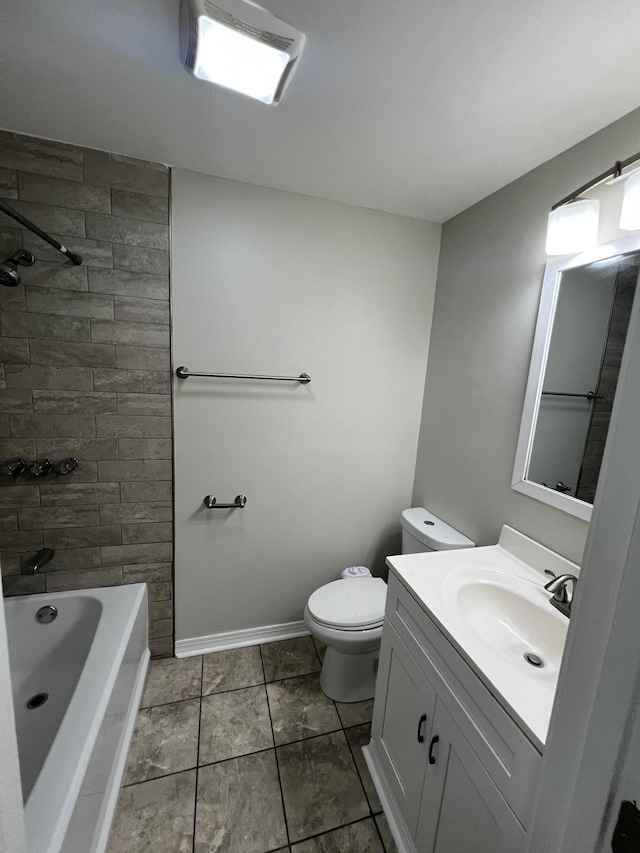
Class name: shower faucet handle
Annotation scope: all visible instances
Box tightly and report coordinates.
[29,458,53,477]
[58,457,79,475]
[1,457,27,476]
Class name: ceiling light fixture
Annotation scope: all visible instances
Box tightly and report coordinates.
[180,0,305,105]
[546,149,640,255]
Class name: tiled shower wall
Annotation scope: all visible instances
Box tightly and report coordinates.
[0,130,173,656]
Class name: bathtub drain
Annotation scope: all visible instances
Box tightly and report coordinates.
[524,652,544,668]
[26,693,49,709]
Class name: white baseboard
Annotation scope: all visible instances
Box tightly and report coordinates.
[362,743,417,853]
[174,620,310,658]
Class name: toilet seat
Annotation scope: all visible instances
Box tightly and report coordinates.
[307,578,386,631]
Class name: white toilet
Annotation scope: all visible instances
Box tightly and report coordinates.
[304,507,475,702]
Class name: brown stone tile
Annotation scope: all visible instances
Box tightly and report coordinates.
[117,438,172,460]
[115,346,171,372]
[17,171,110,212]
[116,393,171,416]
[88,268,168,300]
[96,415,171,438]
[3,197,86,237]
[112,245,169,276]
[0,136,83,181]
[114,294,170,323]
[120,481,172,502]
[122,522,172,544]
[261,636,321,682]
[1,310,90,342]
[39,482,120,506]
[195,751,287,853]
[29,339,115,367]
[32,390,116,414]
[123,562,172,583]
[9,413,96,438]
[202,646,265,696]
[5,364,93,390]
[23,261,88,291]
[18,506,100,529]
[90,319,169,348]
[124,699,199,785]
[100,502,172,524]
[26,288,114,320]
[107,770,195,853]
[101,541,172,565]
[45,566,123,591]
[111,189,169,224]
[141,655,201,708]
[43,525,121,548]
[93,368,170,393]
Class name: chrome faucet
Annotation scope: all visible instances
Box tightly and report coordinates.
[544,570,578,618]
[24,548,55,575]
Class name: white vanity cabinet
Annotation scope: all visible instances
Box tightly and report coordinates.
[365,573,542,853]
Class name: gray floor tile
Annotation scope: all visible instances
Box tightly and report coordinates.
[195,750,287,853]
[124,699,199,784]
[278,731,369,842]
[199,684,273,764]
[261,636,321,682]
[291,818,384,852]
[107,769,196,853]
[267,674,341,745]
[345,724,382,813]
[202,645,264,695]
[140,655,202,708]
[335,698,374,728]
[375,813,398,853]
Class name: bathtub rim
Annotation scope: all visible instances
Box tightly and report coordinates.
[5,583,148,853]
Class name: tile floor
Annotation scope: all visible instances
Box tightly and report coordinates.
[108,636,398,853]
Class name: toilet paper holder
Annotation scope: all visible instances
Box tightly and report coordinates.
[204,495,247,509]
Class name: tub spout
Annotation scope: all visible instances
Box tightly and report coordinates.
[25,548,55,575]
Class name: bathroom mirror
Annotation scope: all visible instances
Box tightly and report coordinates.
[512,235,640,520]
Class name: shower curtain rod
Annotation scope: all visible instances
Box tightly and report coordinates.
[0,199,83,265]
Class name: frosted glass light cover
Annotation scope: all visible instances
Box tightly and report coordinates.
[195,17,290,104]
[619,171,640,231]
[545,199,600,255]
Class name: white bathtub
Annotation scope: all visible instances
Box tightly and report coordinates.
[4,584,150,853]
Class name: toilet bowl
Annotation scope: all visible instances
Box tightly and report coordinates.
[304,578,386,703]
[305,507,476,703]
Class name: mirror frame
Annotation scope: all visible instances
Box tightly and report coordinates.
[512,232,640,521]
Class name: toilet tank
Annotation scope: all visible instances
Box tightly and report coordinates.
[401,507,475,554]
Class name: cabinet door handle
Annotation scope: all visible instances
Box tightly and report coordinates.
[417,713,427,743]
[428,735,439,764]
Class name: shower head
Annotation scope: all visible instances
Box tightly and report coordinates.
[0,250,35,287]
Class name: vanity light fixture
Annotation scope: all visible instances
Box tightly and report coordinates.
[619,170,640,231]
[545,199,599,256]
[546,148,640,255]
[180,0,305,105]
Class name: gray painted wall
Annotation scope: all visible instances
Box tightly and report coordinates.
[172,171,441,642]
[0,131,173,656]
[412,107,640,565]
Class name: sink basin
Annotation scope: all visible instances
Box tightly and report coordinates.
[447,569,568,679]
[386,525,579,747]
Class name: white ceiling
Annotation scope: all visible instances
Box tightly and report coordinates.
[2,0,640,222]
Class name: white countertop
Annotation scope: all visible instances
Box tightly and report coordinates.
[386,525,579,750]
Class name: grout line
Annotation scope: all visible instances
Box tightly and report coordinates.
[260,644,292,851]
[191,654,204,853]
[343,724,377,818]
[289,814,381,849]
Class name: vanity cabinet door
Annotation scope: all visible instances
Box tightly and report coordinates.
[416,702,526,853]
[370,625,437,835]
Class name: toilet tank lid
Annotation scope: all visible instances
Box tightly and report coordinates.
[401,507,475,550]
